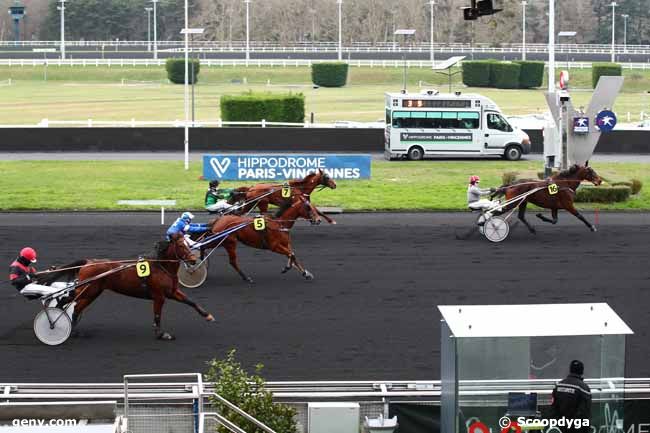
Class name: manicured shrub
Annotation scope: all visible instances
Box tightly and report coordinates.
[490,62,521,89]
[462,60,493,87]
[311,62,349,87]
[591,62,622,88]
[576,185,631,203]
[165,58,200,84]
[612,179,643,195]
[502,171,519,185]
[514,61,544,88]
[220,92,305,123]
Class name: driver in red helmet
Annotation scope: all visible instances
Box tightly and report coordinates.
[9,247,66,297]
[467,175,497,211]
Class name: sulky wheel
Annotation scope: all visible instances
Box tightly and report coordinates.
[483,216,510,243]
[178,261,209,288]
[33,307,72,346]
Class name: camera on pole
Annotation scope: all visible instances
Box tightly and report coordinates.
[462,0,502,20]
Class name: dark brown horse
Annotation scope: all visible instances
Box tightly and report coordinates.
[494,164,603,233]
[231,169,337,223]
[38,233,214,340]
[211,193,321,283]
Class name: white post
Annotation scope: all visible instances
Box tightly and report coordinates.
[521,1,527,61]
[610,2,617,63]
[184,0,189,170]
[145,8,152,52]
[152,0,159,60]
[244,0,250,64]
[548,0,555,93]
[622,14,628,52]
[58,0,66,60]
[337,0,343,61]
[161,207,165,225]
[429,0,435,66]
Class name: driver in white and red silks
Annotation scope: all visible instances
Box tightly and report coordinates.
[467,175,498,211]
[8,247,65,297]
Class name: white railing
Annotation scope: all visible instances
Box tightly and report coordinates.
[0,119,378,129]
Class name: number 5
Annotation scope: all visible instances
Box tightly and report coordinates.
[254,217,265,231]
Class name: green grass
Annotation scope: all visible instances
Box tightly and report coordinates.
[0,160,648,211]
[0,66,648,123]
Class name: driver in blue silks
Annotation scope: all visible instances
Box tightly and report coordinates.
[166,212,209,246]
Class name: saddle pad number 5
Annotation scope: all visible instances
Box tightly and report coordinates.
[136,261,151,278]
[254,217,266,231]
[282,184,291,198]
[548,183,559,195]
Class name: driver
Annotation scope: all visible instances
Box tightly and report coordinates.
[9,247,68,297]
[166,212,209,247]
[205,180,235,214]
[467,175,498,211]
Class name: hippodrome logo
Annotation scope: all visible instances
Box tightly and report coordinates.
[206,156,367,180]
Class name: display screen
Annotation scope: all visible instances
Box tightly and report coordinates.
[402,99,472,108]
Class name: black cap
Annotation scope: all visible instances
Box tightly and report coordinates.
[209,180,220,188]
[570,360,584,375]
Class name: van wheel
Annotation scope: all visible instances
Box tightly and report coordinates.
[504,145,522,161]
[407,146,424,161]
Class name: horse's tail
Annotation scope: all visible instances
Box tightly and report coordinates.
[38,259,88,284]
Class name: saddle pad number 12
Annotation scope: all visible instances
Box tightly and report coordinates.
[136,261,151,278]
[548,184,559,195]
[254,217,266,231]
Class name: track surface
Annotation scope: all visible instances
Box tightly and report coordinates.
[1,212,648,382]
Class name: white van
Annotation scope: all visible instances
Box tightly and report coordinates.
[384,90,531,161]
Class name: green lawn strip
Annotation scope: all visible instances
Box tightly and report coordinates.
[0,66,648,123]
[0,160,647,211]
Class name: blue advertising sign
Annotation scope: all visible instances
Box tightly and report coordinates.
[595,110,617,132]
[573,117,589,134]
[203,154,371,181]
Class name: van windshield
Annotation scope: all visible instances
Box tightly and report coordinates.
[487,113,513,132]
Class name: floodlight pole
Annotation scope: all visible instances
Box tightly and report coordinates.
[610,2,617,63]
[521,1,527,61]
[58,0,66,60]
[145,7,152,52]
[548,0,555,93]
[152,0,159,60]
[428,0,435,66]
[184,0,189,170]
[337,0,343,61]
[621,14,628,52]
[244,0,251,64]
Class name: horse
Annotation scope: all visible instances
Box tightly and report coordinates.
[493,164,603,234]
[210,193,321,283]
[37,233,214,341]
[231,169,337,223]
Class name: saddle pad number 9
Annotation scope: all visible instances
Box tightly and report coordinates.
[136,261,151,278]
[254,217,266,231]
[282,184,291,198]
[548,184,559,195]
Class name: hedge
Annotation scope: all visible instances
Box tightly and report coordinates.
[462,60,493,87]
[490,62,521,89]
[514,61,544,88]
[220,92,305,123]
[576,185,631,203]
[165,58,200,84]
[311,62,348,87]
[591,62,622,88]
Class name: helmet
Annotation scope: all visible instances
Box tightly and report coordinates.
[209,180,220,189]
[181,212,195,222]
[469,175,480,184]
[20,247,37,263]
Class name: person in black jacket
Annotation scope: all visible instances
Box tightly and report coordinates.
[550,360,591,433]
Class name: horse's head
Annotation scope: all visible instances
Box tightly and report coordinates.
[580,165,602,186]
[318,169,337,190]
[295,194,322,225]
[167,233,198,264]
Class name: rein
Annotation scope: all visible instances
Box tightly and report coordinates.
[35,258,181,275]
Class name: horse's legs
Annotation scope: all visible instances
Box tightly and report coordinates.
[272,242,313,280]
[517,201,536,234]
[169,288,215,322]
[536,208,559,224]
[71,284,103,327]
[257,200,269,214]
[565,202,597,232]
[223,237,254,283]
[152,293,174,341]
[317,209,336,224]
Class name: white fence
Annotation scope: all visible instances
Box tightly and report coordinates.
[2,58,650,69]
[0,119,384,129]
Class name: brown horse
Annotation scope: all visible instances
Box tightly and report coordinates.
[38,233,214,341]
[494,164,603,234]
[211,193,321,283]
[232,169,337,223]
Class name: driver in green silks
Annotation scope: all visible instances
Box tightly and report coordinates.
[205,180,235,214]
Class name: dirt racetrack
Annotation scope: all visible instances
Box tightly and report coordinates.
[0,212,648,382]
